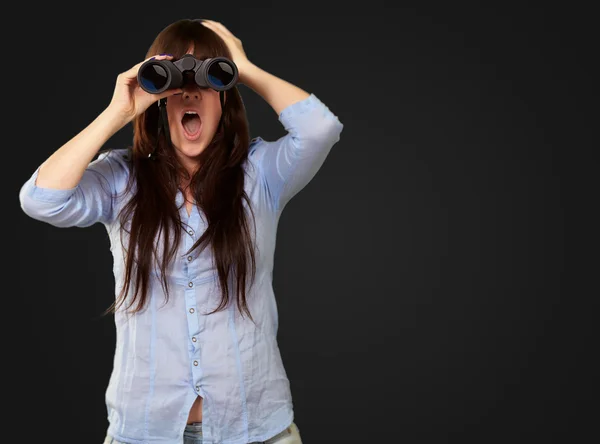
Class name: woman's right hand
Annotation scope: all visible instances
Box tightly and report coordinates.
[107,54,183,124]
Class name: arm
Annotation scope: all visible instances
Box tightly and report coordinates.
[36,107,127,189]
[19,108,130,228]
[243,63,344,212]
[241,62,311,116]
[19,149,129,228]
[19,52,180,228]
[198,19,344,211]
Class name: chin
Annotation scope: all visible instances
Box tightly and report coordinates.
[176,141,207,158]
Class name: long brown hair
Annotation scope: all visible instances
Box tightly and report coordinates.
[100,19,256,322]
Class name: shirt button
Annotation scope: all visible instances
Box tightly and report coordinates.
[188,281,193,287]
[187,256,193,261]
[188,229,194,235]
[189,308,195,313]
[196,385,200,392]
[192,337,197,342]
[193,360,198,366]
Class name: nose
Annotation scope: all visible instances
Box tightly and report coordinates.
[182,87,202,100]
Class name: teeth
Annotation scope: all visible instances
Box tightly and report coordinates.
[185,111,198,115]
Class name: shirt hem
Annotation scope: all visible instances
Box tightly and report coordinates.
[105,407,294,444]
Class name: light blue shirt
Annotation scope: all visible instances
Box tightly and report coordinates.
[19,93,343,444]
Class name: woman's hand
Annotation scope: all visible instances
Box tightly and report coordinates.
[199,19,254,84]
[108,54,183,123]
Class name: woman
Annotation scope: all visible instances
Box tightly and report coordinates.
[19,18,343,444]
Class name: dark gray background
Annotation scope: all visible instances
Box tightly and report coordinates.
[5,1,593,443]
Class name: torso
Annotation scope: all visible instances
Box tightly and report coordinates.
[187,396,203,423]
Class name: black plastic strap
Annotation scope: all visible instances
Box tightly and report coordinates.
[149,98,169,160]
[159,97,171,142]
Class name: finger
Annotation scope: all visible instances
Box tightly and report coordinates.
[200,20,228,36]
[156,87,184,101]
[132,54,169,71]
[200,20,217,30]
[206,20,233,37]
[122,54,174,80]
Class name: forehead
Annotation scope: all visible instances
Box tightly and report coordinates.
[182,41,216,60]
[183,44,207,60]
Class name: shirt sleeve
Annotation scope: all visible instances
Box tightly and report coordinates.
[18,149,129,228]
[249,93,344,212]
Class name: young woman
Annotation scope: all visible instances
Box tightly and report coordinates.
[19,18,343,444]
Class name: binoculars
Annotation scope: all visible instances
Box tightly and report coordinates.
[137,54,239,94]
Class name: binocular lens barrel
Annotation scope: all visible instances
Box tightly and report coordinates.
[207,60,236,88]
[138,56,238,94]
[139,64,176,93]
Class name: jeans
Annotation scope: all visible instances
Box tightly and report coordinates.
[103,421,302,444]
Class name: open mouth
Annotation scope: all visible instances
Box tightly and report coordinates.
[181,112,202,140]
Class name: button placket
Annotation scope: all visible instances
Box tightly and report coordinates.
[183,219,203,394]
[186,273,219,396]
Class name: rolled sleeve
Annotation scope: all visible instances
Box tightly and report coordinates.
[253,93,344,212]
[19,149,127,228]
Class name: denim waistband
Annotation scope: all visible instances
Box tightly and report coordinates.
[184,421,294,441]
[184,422,203,435]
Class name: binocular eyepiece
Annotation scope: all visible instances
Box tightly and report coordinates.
[138,54,239,94]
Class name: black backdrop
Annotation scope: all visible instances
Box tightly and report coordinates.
[5,1,593,443]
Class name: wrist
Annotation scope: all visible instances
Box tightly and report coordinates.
[102,106,132,131]
[237,61,261,86]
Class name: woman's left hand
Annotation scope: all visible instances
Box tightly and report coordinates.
[200,19,253,83]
